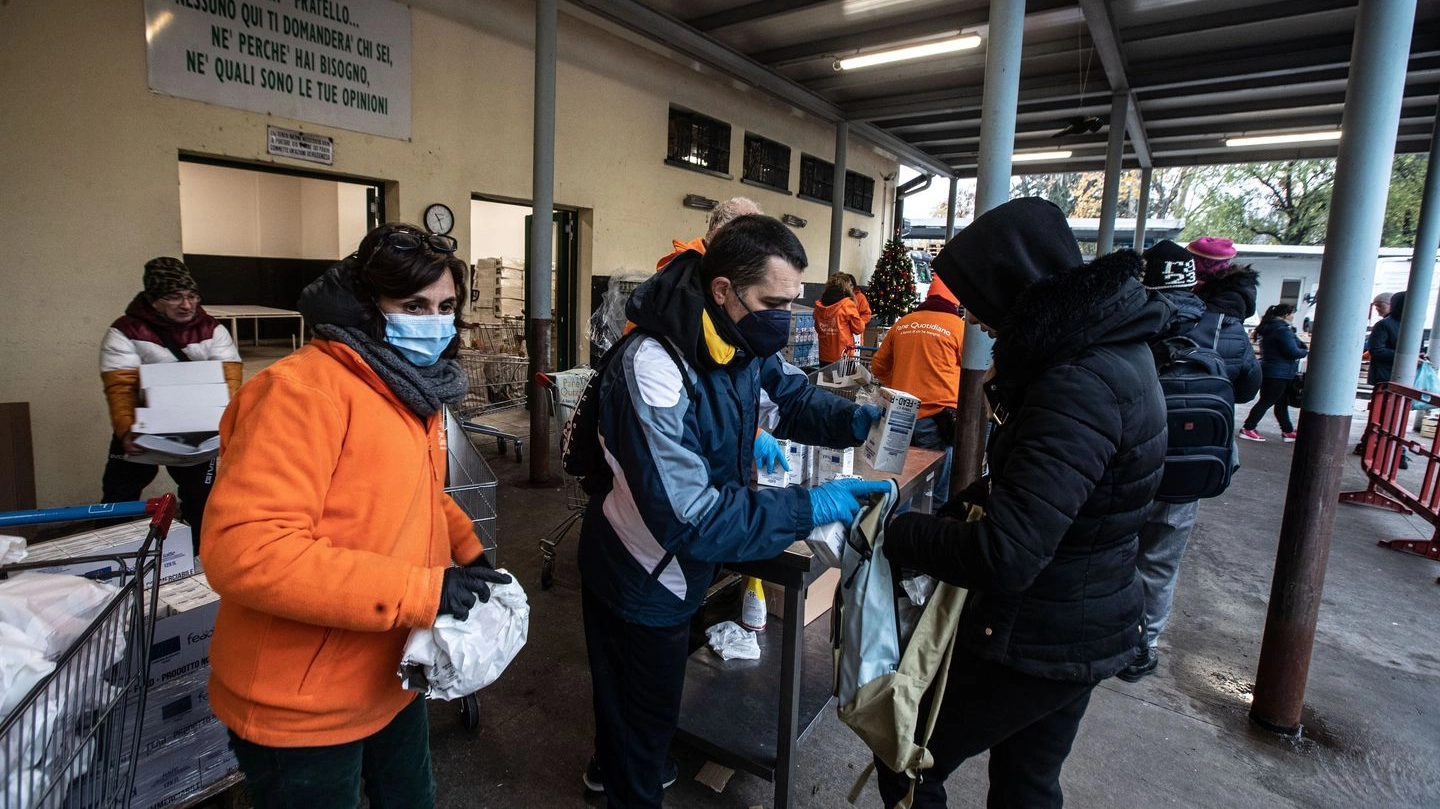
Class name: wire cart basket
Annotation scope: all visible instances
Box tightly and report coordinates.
[0,494,177,809]
[534,368,595,590]
[441,407,499,729]
[457,319,530,463]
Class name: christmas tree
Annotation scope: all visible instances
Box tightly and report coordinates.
[867,237,918,326]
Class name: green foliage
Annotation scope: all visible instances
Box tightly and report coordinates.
[1383,154,1427,247]
[1180,160,1335,244]
[868,237,918,326]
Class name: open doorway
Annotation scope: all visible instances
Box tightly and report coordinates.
[469,197,579,370]
[178,157,379,372]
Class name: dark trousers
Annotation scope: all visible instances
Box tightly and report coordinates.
[910,416,953,510]
[228,695,434,809]
[101,435,214,553]
[1242,376,1295,433]
[875,652,1096,809]
[582,587,689,809]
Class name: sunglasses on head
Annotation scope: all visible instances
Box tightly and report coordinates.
[375,229,459,256]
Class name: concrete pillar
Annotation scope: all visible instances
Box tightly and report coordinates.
[1134,167,1153,251]
[946,177,959,240]
[1392,114,1440,387]
[1250,0,1418,735]
[830,122,849,274]
[1095,92,1129,255]
[952,0,1024,494]
[528,0,557,484]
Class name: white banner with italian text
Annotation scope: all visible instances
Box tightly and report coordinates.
[145,0,412,140]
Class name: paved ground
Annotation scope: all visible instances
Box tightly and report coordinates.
[420,399,1439,809]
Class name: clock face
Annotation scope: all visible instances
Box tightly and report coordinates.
[424,203,455,235]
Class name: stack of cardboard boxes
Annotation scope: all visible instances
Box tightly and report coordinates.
[471,257,526,322]
[27,522,235,808]
[129,361,229,465]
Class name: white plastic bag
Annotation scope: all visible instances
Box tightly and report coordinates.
[1,535,25,564]
[399,571,528,700]
[0,571,118,659]
[705,620,760,661]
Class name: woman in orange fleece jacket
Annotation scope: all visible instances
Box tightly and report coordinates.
[813,274,867,364]
[200,223,510,808]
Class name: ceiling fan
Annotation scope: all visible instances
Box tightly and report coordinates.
[1051,116,1105,138]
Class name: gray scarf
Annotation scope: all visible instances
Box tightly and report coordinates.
[313,323,467,419]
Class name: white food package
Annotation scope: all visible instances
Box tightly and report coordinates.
[399,571,529,700]
[705,620,761,661]
[804,521,847,568]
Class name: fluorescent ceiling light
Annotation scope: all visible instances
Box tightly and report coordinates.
[1011,150,1072,163]
[1226,131,1341,148]
[835,35,981,70]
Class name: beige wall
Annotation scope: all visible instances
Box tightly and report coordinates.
[179,163,367,259]
[0,0,895,506]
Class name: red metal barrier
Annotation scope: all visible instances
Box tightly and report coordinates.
[1338,382,1440,583]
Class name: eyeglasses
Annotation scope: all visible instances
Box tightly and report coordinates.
[157,291,201,305]
[375,230,458,256]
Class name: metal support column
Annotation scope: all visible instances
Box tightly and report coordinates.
[830,122,848,274]
[1392,113,1440,387]
[1134,167,1153,251]
[1095,92,1129,256]
[945,177,959,240]
[528,0,557,484]
[952,0,1024,494]
[1250,0,1418,735]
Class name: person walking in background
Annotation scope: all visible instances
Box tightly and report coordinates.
[201,223,509,807]
[1372,291,1394,320]
[1240,304,1308,443]
[1119,240,1260,683]
[813,272,867,364]
[1366,290,1405,386]
[99,257,242,551]
[870,276,963,508]
[878,199,1169,808]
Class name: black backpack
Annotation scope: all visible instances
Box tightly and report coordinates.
[1152,311,1235,502]
[561,330,691,489]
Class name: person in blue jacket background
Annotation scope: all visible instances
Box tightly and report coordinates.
[576,214,886,809]
[1240,303,1309,442]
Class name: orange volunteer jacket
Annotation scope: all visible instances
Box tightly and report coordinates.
[853,290,873,325]
[655,236,706,271]
[871,308,965,418]
[201,339,485,747]
[813,297,866,364]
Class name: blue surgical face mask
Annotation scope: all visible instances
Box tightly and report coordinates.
[383,313,457,367]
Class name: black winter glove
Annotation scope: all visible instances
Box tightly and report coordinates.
[438,566,512,620]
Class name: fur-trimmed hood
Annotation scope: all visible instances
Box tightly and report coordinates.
[990,250,1172,386]
[1196,263,1259,320]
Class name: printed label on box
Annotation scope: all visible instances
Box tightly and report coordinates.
[862,387,921,473]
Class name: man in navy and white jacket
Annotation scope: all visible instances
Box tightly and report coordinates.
[576,215,885,809]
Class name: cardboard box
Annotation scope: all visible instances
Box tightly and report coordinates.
[756,439,794,488]
[763,567,841,627]
[144,383,230,409]
[132,407,227,434]
[784,442,810,486]
[146,596,220,689]
[811,446,855,484]
[139,361,226,389]
[28,522,195,584]
[862,387,921,473]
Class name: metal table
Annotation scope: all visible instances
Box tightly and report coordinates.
[206,304,306,347]
[674,447,946,809]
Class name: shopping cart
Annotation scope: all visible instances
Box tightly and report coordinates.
[534,367,595,590]
[456,321,530,463]
[0,494,177,809]
[442,408,499,730]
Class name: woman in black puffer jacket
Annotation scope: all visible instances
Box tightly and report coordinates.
[877,198,1169,809]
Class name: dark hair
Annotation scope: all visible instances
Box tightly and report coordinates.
[700,214,807,290]
[1264,303,1296,320]
[348,222,467,349]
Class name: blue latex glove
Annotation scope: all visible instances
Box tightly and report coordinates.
[809,479,892,526]
[851,404,884,442]
[754,430,790,475]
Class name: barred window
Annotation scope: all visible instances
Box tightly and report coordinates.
[666,107,731,175]
[845,171,875,214]
[743,133,790,191]
[798,154,833,202]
